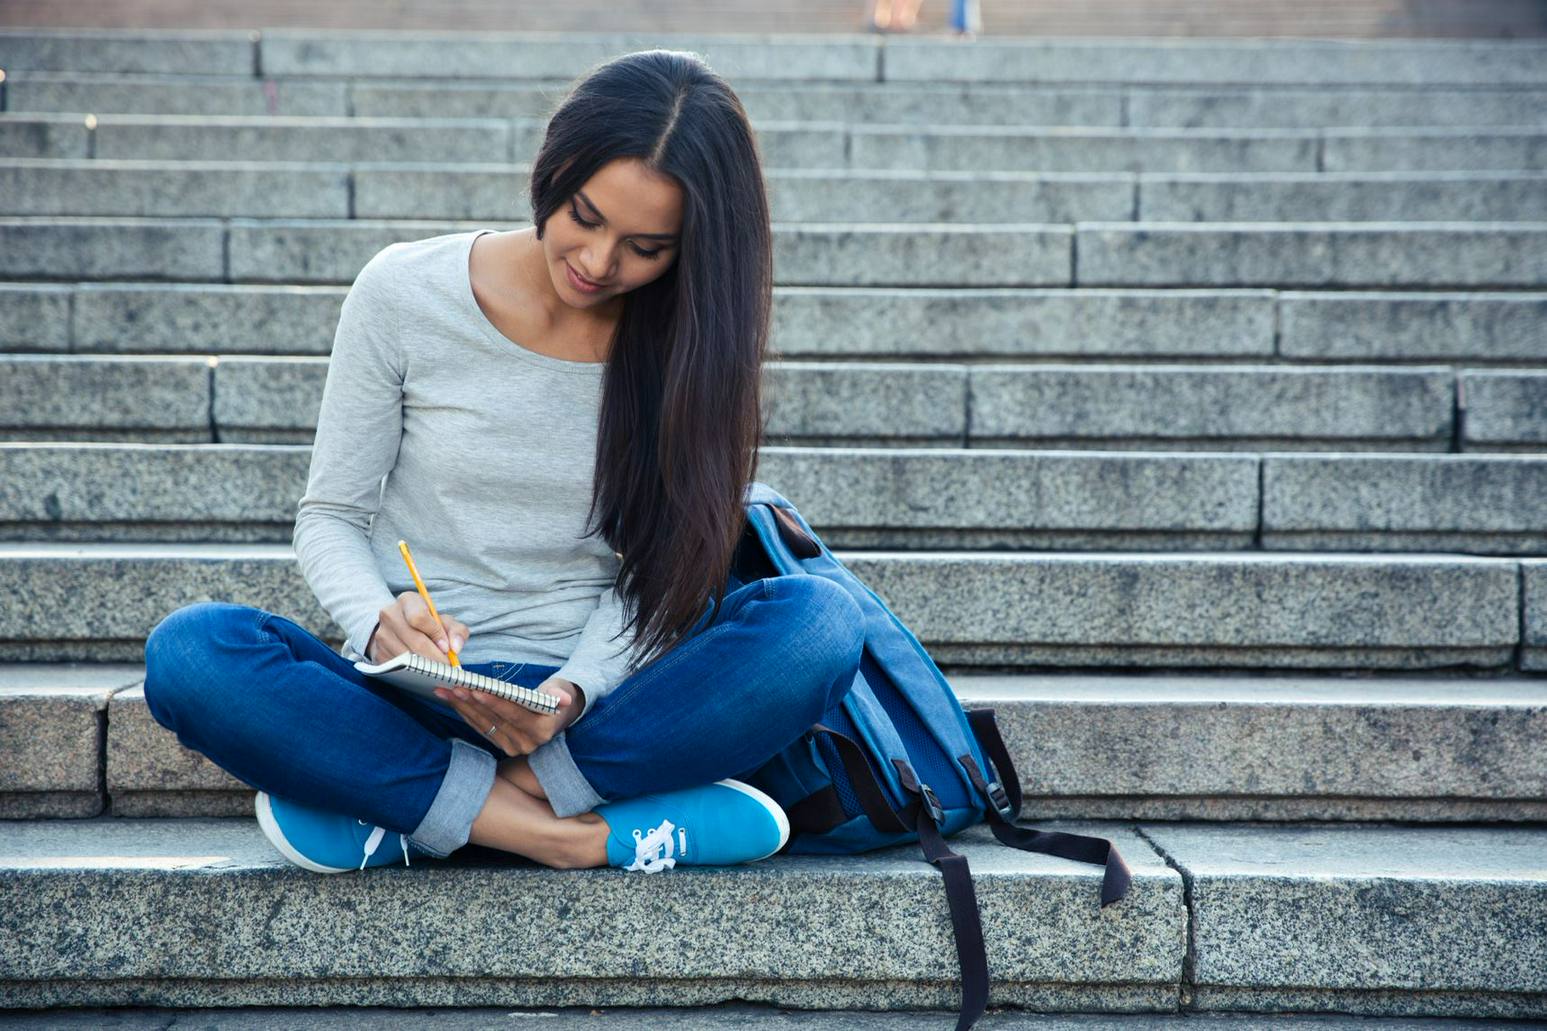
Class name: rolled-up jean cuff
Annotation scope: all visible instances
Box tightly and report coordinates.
[409,737,496,858]
[527,730,607,818]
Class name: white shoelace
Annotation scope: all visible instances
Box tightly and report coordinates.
[626,818,682,873]
[357,818,413,870]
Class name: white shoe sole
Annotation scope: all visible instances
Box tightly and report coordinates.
[715,778,791,863]
[255,790,351,874]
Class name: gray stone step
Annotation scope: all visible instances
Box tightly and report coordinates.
[881,37,1547,87]
[18,30,1547,86]
[1125,86,1547,129]
[1,158,1128,223]
[0,542,1531,668]
[5,444,1547,555]
[9,117,1547,174]
[3,1009,1538,1030]
[9,662,1545,823]
[8,282,1546,365]
[1461,371,1547,450]
[0,29,882,81]
[8,29,1547,87]
[2,817,1545,1018]
[5,217,1546,288]
[10,355,1540,451]
[1076,222,1547,288]
[0,116,847,169]
[5,70,351,118]
[851,127,1547,174]
[0,28,254,76]
[1139,825,1547,1017]
[11,158,1547,225]
[1134,172,1547,223]
[12,72,1547,131]
[6,816,1180,1011]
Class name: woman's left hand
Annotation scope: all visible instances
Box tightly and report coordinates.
[434,675,584,757]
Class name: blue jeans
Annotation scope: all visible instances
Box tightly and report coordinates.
[141,573,865,858]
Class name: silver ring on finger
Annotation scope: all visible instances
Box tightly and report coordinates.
[486,723,498,736]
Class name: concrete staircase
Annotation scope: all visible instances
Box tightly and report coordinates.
[1,27,1546,1025]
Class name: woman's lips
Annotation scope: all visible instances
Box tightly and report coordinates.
[566,262,605,292]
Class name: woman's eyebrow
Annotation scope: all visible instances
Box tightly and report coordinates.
[576,190,680,240]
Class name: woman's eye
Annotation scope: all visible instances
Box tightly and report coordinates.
[568,205,662,260]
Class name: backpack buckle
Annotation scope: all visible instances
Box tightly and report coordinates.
[917,782,945,826]
[986,779,1015,821]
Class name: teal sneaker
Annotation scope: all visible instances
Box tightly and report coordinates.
[594,778,790,873]
[255,790,433,873]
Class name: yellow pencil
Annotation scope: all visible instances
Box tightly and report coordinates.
[397,539,460,667]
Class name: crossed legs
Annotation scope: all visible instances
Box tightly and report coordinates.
[469,756,609,869]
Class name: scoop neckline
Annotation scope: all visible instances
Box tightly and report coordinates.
[463,229,608,375]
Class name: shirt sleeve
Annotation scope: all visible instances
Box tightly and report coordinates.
[291,247,405,661]
[554,582,641,724]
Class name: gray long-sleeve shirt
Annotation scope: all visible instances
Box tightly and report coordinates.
[292,229,638,722]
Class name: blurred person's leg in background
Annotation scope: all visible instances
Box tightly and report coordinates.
[868,0,925,33]
[950,0,981,37]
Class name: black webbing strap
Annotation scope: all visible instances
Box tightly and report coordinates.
[962,707,1024,815]
[803,723,911,835]
[962,708,1132,907]
[784,726,990,1028]
[784,784,847,838]
[892,760,989,1031]
[788,713,1131,1030]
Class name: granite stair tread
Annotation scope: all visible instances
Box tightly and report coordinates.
[1,817,1544,1015]
[5,663,1546,823]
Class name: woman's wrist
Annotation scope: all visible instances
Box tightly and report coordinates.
[550,677,586,729]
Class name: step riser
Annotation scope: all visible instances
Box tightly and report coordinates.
[8,220,1546,288]
[0,817,1183,1009]
[9,31,1547,85]
[9,357,1547,451]
[3,817,1544,1018]
[5,446,1547,554]
[8,162,1547,223]
[8,283,1547,365]
[10,118,1547,172]
[0,551,1536,667]
[12,677,1545,823]
[12,76,1547,130]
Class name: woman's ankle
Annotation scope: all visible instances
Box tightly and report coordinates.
[560,812,611,869]
[496,755,547,800]
[469,776,607,868]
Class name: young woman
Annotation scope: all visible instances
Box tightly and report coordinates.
[141,49,866,875]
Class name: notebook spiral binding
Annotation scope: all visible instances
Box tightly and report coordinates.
[405,654,560,714]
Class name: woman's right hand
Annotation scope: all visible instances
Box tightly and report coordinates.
[367,591,469,665]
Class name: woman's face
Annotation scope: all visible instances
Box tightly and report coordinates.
[541,156,684,313]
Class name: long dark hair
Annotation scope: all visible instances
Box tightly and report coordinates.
[530,49,772,674]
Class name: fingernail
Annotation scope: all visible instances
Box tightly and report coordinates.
[437,638,448,651]
[453,637,465,651]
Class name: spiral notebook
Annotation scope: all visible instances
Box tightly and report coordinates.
[354,651,561,715]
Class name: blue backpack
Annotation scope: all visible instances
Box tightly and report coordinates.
[731,481,1131,1031]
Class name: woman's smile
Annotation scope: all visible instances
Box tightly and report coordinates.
[565,261,606,293]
